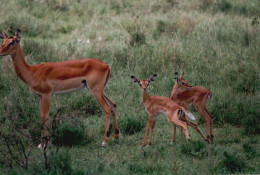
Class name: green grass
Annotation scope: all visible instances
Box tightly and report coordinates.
[0,0,259,174]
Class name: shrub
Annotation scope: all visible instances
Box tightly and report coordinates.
[53,122,90,147]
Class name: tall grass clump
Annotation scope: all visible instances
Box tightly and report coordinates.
[52,118,93,147]
[219,151,248,173]
[126,25,146,46]
[119,114,146,135]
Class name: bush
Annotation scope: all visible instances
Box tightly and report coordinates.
[53,122,90,147]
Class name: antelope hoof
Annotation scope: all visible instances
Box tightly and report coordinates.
[170,141,175,145]
[38,143,47,150]
[204,138,210,143]
[102,141,107,147]
[114,135,119,140]
[38,144,43,150]
[187,139,191,143]
[211,135,214,141]
[146,144,150,148]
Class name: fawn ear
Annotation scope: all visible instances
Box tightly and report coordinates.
[149,74,157,82]
[0,30,8,39]
[15,29,21,43]
[131,76,140,83]
[174,72,179,80]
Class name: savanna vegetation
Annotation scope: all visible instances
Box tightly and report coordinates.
[0,0,259,174]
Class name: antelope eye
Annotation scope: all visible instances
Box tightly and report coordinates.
[182,82,185,85]
[9,41,15,45]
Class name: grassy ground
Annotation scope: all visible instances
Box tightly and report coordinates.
[0,0,259,174]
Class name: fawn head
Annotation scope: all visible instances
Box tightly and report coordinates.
[174,72,192,90]
[0,29,21,57]
[131,74,157,92]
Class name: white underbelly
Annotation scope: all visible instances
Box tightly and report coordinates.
[53,83,85,94]
[159,110,166,115]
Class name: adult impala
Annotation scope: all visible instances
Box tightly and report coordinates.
[0,29,119,148]
[131,74,196,146]
[170,72,214,142]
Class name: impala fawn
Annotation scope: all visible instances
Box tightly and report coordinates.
[131,74,196,146]
[170,72,214,142]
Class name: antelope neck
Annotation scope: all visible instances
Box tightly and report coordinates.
[11,45,34,86]
[142,90,150,104]
[170,83,181,100]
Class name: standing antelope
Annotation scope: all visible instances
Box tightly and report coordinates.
[0,29,119,148]
[170,72,214,142]
[131,74,196,146]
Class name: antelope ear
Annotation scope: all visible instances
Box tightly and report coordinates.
[0,30,8,39]
[174,72,179,80]
[149,74,157,82]
[15,29,21,43]
[131,76,140,83]
[181,72,184,77]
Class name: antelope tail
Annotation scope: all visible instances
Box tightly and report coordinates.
[183,110,196,121]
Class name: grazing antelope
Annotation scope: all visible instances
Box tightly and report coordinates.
[131,74,196,146]
[170,72,214,142]
[0,29,119,148]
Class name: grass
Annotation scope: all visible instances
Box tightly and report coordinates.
[0,0,259,174]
